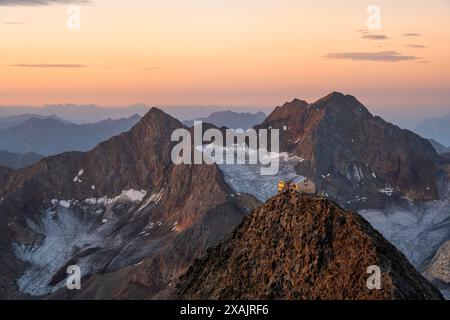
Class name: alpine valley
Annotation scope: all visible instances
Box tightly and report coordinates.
[0,92,449,300]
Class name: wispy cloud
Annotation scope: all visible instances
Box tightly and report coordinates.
[362,34,389,41]
[141,66,159,71]
[325,51,417,62]
[3,21,26,24]
[9,63,89,68]
[0,0,89,6]
[405,44,426,49]
[403,33,422,37]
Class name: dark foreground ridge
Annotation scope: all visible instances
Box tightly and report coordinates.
[175,189,444,300]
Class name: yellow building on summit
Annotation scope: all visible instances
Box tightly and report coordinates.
[278,177,316,194]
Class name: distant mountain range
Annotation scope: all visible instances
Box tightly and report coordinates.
[416,114,450,148]
[183,111,266,129]
[0,104,271,124]
[0,114,141,156]
[428,139,450,155]
[0,92,448,300]
[0,104,150,124]
[0,114,69,130]
[0,151,43,169]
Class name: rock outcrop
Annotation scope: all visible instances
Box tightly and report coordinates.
[424,241,450,298]
[175,189,444,300]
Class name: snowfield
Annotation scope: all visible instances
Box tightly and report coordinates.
[13,189,165,296]
[360,197,450,270]
[14,206,104,296]
[218,155,304,202]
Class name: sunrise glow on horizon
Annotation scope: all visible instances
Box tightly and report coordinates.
[1,0,450,109]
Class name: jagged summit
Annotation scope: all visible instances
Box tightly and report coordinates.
[314,91,346,102]
[140,107,175,122]
[256,92,443,209]
[260,98,309,126]
[285,98,309,106]
[175,189,444,300]
[130,107,184,133]
[311,91,372,118]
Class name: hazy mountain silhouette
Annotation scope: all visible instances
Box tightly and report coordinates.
[428,139,450,155]
[0,114,68,130]
[0,151,43,169]
[416,114,450,147]
[183,110,266,129]
[0,114,141,156]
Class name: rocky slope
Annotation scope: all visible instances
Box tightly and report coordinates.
[175,189,444,300]
[255,92,447,209]
[424,241,450,299]
[0,108,258,299]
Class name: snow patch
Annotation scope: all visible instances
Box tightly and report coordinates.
[379,186,394,196]
[353,165,364,182]
[120,189,147,202]
[138,189,164,212]
[73,169,84,183]
[83,189,147,206]
[51,199,73,208]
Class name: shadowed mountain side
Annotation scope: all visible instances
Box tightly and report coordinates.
[0,108,259,299]
[175,190,444,300]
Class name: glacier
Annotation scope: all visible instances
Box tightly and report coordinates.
[14,189,164,296]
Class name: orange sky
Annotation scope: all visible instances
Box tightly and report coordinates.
[1,0,450,108]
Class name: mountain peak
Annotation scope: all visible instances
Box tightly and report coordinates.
[311,92,371,116]
[321,91,345,100]
[143,107,172,119]
[283,98,309,108]
[258,92,440,208]
[134,107,184,131]
[175,190,444,300]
